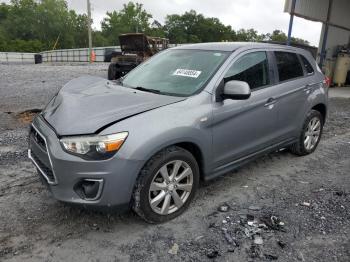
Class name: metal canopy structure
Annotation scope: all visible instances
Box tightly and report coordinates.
[284,0,350,66]
[285,0,350,31]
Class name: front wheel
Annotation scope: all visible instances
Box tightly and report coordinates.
[290,110,323,156]
[107,63,122,80]
[132,146,199,223]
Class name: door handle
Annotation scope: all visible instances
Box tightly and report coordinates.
[264,97,277,107]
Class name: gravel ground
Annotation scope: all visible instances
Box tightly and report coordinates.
[0,64,349,262]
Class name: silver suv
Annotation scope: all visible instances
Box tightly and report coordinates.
[29,43,328,223]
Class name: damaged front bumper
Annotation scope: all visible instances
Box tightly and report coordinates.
[28,115,144,210]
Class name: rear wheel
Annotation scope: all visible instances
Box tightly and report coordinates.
[132,146,199,223]
[290,110,323,156]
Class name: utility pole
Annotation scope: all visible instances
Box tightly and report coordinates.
[87,0,92,63]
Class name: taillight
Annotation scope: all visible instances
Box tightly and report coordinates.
[324,76,331,87]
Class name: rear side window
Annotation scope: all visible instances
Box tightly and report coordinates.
[300,55,314,75]
[224,51,270,90]
[274,52,303,82]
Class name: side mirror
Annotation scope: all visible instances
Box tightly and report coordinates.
[222,80,251,100]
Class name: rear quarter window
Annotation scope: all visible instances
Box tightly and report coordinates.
[300,55,314,75]
[274,51,304,82]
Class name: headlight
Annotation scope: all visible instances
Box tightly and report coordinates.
[60,132,128,160]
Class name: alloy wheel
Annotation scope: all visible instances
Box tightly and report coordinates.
[304,117,321,151]
[149,160,194,215]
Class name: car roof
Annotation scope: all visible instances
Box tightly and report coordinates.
[172,42,308,54]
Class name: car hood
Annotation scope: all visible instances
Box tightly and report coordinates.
[42,76,185,136]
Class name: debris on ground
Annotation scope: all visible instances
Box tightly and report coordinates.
[194,235,204,241]
[206,249,219,259]
[301,202,311,207]
[227,247,235,253]
[297,251,305,261]
[259,215,286,232]
[277,240,287,249]
[218,203,230,212]
[334,190,347,197]
[253,235,263,245]
[247,244,261,259]
[246,214,254,221]
[222,230,232,243]
[209,206,289,259]
[91,223,99,231]
[248,205,261,211]
[264,253,279,260]
[168,243,179,255]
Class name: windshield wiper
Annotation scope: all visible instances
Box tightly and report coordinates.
[134,86,161,94]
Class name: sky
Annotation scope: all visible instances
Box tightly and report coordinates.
[2,0,323,46]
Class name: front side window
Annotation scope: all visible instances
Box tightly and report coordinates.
[224,51,270,90]
[122,49,229,96]
[300,55,314,75]
[275,51,303,81]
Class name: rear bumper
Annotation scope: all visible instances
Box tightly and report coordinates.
[28,115,145,209]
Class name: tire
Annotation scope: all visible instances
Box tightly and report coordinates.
[132,146,200,223]
[107,63,116,80]
[290,110,323,156]
[108,63,122,80]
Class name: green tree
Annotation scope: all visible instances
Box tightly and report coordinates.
[35,0,77,49]
[147,20,166,38]
[0,0,95,51]
[101,2,152,45]
[235,28,265,42]
[0,3,10,22]
[0,0,311,52]
[67,11,89,48]
[164,10,234,43]
[265,30,310,45]
[92,31,109,47]
[5,0,39,41]
[0,3,10,50]
[164,14,188,43]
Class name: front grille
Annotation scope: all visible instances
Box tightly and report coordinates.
[30,151,55,183]
[30,126,46,150]
[28,124,57,185]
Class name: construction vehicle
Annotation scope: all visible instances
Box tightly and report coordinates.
[108,33,169,80]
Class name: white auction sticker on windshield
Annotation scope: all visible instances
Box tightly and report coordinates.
[173,69,202,78]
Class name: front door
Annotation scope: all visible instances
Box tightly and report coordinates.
[211,51,279,170]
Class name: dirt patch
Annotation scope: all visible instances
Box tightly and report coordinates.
[2,108,42,125]
[15,109,41,124]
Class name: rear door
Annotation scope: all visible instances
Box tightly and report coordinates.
[271,51,310,141]
[211,50,279,169]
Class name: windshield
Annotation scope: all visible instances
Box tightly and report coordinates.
[122,49,229,96]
